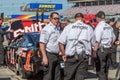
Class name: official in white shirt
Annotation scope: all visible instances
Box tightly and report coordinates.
[58,13,94,80]
[93,11,116,80]
[39,12,61,80]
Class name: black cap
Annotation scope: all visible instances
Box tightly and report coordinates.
[109,18,115,22]
[74,13,84,18]
[0,13,4,19]
[96,11,105,19]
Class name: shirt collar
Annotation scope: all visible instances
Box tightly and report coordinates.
[97,20,105,26]
[75,20,84,25]
[99,20,105,24]
[76,20,84,23]
[49,22,60,31]
[49,22,56,28]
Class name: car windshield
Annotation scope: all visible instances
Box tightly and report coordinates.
[19,32,40,47]
[29,33,40,43]
[22,34,34,47]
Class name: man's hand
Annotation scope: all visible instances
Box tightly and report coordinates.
[93,51,97,58]
[92,47,97,58]
[42,56,48,66]
[92,42,99,58]
[115,41,120,45]
[40,42,48,66]
[10,29,14,33]
[59,52,67,62]
[62,55,67,62]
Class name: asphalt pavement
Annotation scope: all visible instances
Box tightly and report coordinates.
[0,66,22,80]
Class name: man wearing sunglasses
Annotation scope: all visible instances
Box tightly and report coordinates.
[39,12,61,80]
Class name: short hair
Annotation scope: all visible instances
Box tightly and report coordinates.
[109,18,115,22]
[63,17,70,22]
[50,12,59,18]
[96,11,105,19]
[74,13,84,18]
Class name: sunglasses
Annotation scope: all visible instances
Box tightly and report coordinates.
[53,17,60,20]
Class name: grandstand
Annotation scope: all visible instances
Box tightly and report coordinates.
[62,0,120,18]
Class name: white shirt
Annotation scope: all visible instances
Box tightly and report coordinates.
[40,22,60,53]
[94,21,116,48]
[58,20,94,56]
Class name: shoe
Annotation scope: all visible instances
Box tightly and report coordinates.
[0,63,7,67]
[112,63,118,69]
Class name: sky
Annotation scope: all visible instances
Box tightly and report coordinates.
[0,0,73,17]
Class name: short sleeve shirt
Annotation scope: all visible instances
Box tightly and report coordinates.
[94,21,116,48]
[40,22,60,53]
[58,20,94,56]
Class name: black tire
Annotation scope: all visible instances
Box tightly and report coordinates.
[18,58,26,78]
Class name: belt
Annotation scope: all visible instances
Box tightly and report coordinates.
[47,51,58,55]
[66,55,74,58]
[99,47,110,49]
[66,54,89,58]
[98,47,110,52]
[103,47,110,49]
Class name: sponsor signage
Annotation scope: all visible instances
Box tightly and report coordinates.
[9,20,44,38]
[21,3,62,12]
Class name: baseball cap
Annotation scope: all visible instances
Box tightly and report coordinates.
[0,13,4,19]
[96,11,105,19]
[74,13,84,18]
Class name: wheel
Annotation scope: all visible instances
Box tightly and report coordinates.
[18,57,26,78]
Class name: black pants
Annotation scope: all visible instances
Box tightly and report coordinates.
[95,48,110,80]
[64,54,88,80]
[43,52,60,80]
[110,45,117,65]
[0,43,4,64]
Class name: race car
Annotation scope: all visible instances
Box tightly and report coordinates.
[4,32,43,78]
